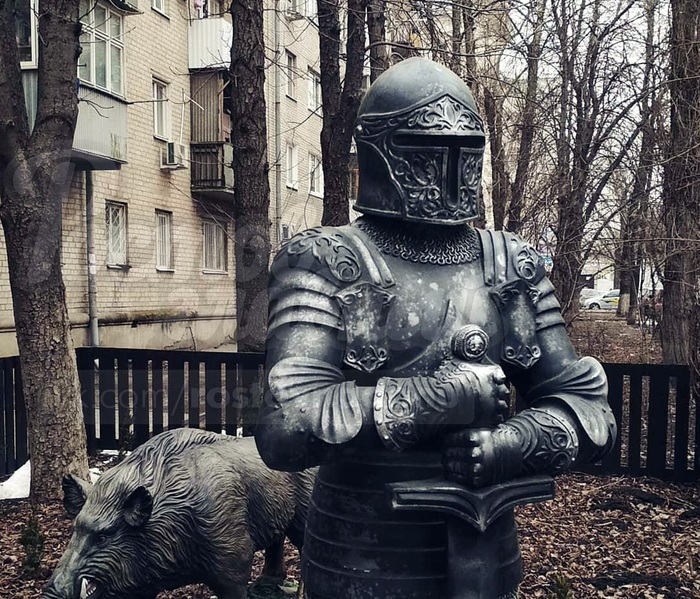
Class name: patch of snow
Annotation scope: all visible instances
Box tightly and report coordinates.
[0,460,30,500]
[89,468,102,483]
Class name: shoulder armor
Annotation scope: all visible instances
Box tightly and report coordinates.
[273,226,363,284]
[479,229,554,369]
[477,229,546,287]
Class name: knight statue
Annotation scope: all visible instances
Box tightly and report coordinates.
[255,57,617,599]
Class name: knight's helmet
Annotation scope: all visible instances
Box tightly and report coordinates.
[354,57,485,225]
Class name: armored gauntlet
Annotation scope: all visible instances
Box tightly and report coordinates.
[374,361,510,451]
[443,404,580,487]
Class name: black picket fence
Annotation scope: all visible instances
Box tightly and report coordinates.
[1,349,698,483]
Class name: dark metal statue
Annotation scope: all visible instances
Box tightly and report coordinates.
[256,57,617,599]
[43,430,315,599]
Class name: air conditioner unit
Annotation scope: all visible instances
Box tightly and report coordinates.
[161,142,187,170]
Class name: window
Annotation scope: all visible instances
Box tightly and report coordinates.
[286,143,298,189]
[105,201,127,266]
[202,220,227,272]
[152,0,168,15]
[285,51,297,98]
[303,0,317,17]
[79,1,124,96]
[153,79,170,139]
[286,0,298,15]
[282,224,291,240]
[155,210,173,269]
[16,0,37,67]
[309,153,323,196]
[308,69,322,112]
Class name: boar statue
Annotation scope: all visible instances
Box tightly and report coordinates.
[43,428,317,599]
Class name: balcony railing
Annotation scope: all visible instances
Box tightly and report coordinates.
[189,17,233,70]
[191,142,234,200]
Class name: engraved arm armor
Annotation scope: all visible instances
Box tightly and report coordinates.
[495,405,580,478]
[374,361,509,451]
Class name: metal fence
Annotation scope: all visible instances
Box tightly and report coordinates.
[2,350,698,483]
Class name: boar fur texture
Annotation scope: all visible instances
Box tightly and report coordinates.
[43,428,316,599]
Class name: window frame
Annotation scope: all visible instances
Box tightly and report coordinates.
[285,51,297,99]
[307,68,322,113]
[17,0,38,69]
[155,210,173,271]
[105,201,128,267]
[153,78,170,140]
[78,1,125,97]
[152,0,169,17]
[202,219,228,273]
[309,153,324,197]
[286,143,299,190]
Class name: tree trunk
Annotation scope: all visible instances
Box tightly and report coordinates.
[230,0,271,432]
[660,0,700,366]
[318,0,366,227]
[507,0,545,235]
[483,87,508,230]
[367,0,388,82]
[230,0,270,353]
[0,0,89,502]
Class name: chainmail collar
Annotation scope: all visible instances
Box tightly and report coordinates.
[354,216,481,265]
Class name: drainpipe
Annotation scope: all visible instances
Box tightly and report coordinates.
[85,169,99,346]
[274,0,282,245]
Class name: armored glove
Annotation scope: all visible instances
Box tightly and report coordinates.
[374,360,510,451]
[442,405,580,488]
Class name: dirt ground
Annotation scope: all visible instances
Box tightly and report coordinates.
[2,313,698,599]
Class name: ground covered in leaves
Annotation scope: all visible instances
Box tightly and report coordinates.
[2,313,697,598]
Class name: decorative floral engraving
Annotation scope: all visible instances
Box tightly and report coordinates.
[335,282,395,373]
[459,151,483,220]
[359,95,484,138]
[503,343,541,369]
[513,244,545,283]
[355,217,480,265]
[520,409,578,475]
[489,278,541,308]
[286,228,362,283]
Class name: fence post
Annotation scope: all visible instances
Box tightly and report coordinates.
[77,348,97,456]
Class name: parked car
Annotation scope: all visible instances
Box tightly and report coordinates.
[578,287,602,307]
[583,289,620,310]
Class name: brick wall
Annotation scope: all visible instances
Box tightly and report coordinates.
[0,2,332,357]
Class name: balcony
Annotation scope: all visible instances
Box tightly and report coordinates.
[189,17,233,70]
[191,142,235,201]
[73,86,128,169]
[22,72,127,170]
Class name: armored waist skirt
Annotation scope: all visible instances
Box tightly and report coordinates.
[301,450,522,599]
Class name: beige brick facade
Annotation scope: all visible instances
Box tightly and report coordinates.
[0,1,324,356]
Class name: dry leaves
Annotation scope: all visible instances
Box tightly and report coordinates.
[1,472,697,599]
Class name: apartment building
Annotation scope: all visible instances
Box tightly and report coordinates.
[0,0,324,356]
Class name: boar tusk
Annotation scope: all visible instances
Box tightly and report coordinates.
[80,578,88,599]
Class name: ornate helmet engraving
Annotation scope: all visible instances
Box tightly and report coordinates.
[354,58,485,225]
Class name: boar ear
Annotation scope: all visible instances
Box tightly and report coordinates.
[62,474,92,519]
[123,486,153,528]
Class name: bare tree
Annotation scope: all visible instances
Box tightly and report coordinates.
[230,0,271,430]
[546,0,649,316]
[318,0,368,226]
[0,0,90,501]
[659,0,700,365]
[615,0,662,323]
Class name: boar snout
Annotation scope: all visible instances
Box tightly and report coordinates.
[43,574,100,599]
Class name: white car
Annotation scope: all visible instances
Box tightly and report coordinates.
[583,289,620,310]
